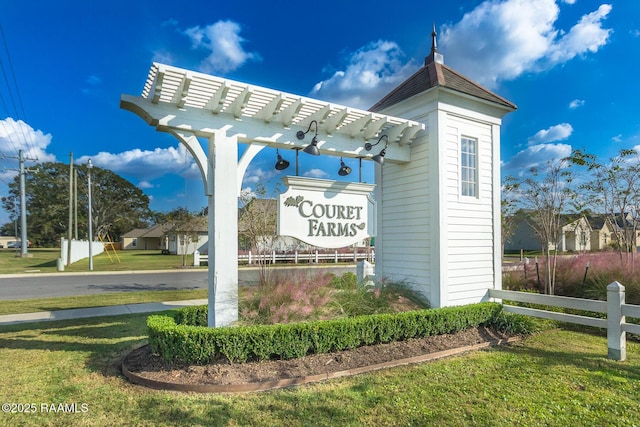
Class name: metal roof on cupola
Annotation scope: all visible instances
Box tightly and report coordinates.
[369,25,517,113]
[120,62,425,163]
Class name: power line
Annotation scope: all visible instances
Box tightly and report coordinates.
[0,23,37,160]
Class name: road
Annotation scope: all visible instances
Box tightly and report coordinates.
[0,265,355,300]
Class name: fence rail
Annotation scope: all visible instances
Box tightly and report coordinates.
[194,250,375,266]
[489,282,638,361]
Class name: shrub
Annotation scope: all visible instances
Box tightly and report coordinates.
[147,302,503,364]
[490,311,550,335]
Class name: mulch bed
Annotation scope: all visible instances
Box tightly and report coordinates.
[122,326,516,393]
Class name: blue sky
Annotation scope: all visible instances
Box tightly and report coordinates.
[0,0,637,226]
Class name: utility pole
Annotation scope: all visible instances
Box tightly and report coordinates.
[74,169,78,240]
[3,149,37,257]
[67,152,73,265]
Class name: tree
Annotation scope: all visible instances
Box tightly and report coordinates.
[501,176,520,257]
[572,149,640,265]
[508,158,578,294]
[1,162,152,246]
[238,184,279,286]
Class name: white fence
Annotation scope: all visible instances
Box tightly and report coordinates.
[489,282,640,361]
[194,249,374,266]
[60,238,105,265]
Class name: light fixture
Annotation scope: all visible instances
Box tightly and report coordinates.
[365,135,389,165]
[296,120,320,156]
[372,150,387,165]
[338,157,352,176]
[274,149,290,170]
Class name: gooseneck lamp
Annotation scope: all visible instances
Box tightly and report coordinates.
[296,120,320,156]
[365,135,389,165]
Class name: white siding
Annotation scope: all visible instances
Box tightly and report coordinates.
[444,115,496,306]
[378,131,433,302]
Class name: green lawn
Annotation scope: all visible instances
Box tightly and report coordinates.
[0,248,203,275]
[0,315,638,426]
[0,290,209,315]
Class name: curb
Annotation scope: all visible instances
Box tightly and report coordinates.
[122,337,520,394]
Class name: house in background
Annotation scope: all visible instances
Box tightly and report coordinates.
[121,224,170,250]
[505,214,634,253]
[121,218,208,255]
[166,216,208,255]
[559,216,591,252]
[587,215,616,250]
[506,215,591,252]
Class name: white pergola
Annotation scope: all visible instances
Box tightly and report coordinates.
[121,62,425,326]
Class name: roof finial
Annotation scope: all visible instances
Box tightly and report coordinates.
[431,23,438,53]
[425,23,444,65]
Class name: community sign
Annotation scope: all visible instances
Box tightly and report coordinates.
[278,176,375,249]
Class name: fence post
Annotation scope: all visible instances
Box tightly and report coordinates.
[334,250,338,263]
[248,250,252,265]
[294,250,298,264]
[607,281,626,361]
[272,250,276,264]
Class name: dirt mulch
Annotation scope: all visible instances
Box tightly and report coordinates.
[122,326,517,393]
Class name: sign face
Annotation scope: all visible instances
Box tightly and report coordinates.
[278,176,376,249]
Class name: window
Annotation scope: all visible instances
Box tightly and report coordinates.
[131,238,137,247]
[461,137,478,198]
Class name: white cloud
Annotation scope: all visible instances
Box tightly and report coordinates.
[439,0,612,88]
[546,4,613,64]
[0,118,56,163]
[303,168,329,179]
[184,20,260,73]
[309,40,418,109]
[138,181,154,189]
[569,99,585,109]
[528,123,573,145]
[242,167,276,186]
[612,134,622,143]
[77,144,197,182]
[502,143,573,176]
[152,50,175,65]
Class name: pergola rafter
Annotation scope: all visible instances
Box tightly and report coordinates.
[123,62,424,161]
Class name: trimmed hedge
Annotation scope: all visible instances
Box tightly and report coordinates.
[147,302,503,364]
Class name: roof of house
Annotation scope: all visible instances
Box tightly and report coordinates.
[369,28,517,113]
[122,223,169,238]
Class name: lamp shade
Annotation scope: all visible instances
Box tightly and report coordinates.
[275,154,290,170]
[303,137,320,156]
[338,160,352,176]
[372,149,386,165]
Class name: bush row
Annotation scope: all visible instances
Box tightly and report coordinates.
[147,302,503,364]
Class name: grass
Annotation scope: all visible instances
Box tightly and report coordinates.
[0,248,202,275]
[0,289,209,316]
[0,315,638,426]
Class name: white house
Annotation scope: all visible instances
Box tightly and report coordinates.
[369,29,516,307]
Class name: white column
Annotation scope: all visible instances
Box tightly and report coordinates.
[207,131,239,327]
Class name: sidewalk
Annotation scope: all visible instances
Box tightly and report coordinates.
[0,299,208,326]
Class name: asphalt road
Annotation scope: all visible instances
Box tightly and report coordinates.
[0,265,355,300]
